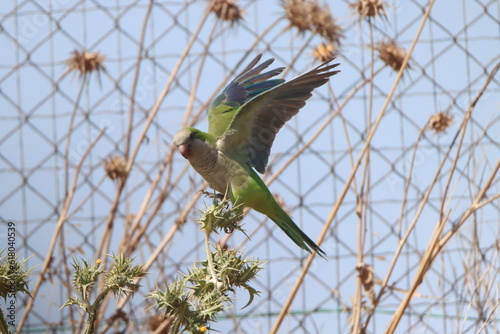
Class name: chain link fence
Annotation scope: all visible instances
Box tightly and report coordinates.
[1,0,499,333]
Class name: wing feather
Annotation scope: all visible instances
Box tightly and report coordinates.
[220,59,340,173]
[208,54,285,137]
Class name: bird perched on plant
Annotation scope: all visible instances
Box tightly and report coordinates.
[173,54,339,256]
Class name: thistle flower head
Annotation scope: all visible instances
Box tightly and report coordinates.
[350,0,388,21]
[210,0,244,24]
[104,155,127,181]
[66,50,105,77]
[283,0,343,45]
[428,111,454,133]
[311,2,343,44]
[283,0,313,33]
[313,42,337,62]
[376,38,410,73]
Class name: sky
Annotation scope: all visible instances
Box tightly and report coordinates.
[1,0,499,333]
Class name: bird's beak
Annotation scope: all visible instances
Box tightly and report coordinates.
[177,144,189,158]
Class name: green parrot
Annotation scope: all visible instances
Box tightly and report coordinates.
[173,54,340,256]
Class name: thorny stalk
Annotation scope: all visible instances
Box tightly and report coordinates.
[204,216,219,286]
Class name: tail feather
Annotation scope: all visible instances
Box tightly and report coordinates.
[268,207,326,258]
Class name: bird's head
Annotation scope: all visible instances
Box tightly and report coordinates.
[173,128,213,159]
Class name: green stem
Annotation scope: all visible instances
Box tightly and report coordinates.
[204,216,218,286]
[0,308,11,334]
[83,288,109,334]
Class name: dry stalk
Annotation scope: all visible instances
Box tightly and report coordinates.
[98,190,205,333]
[386,160,499,333]
[366,60,499,332]
[352,20,376,333]
[124,0,154,159]
[60,68,89,332]
[396,128,426,235]
[183,21,219,126]
[94,0,214,272]
[270,1,433,331]
[123,153,179,256]
[117,149,176,257]
[384,61,500,333]
[89,4,213,328]
[16,130,106,333]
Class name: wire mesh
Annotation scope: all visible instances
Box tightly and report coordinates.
[1,0,499,333]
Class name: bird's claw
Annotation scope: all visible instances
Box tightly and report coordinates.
[200,190,226,201]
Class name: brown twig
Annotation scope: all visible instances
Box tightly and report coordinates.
[124,0,154,159]
[386,160,499,333]
[352,18,376,333]
[94,0,214,268]
[384,60,500,333]
[16,129,106,333]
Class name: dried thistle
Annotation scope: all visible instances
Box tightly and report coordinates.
[313,42,337,62]
[104,155,127,181]
[66,50,105,77]
[350,0,388,21]
[283,0,343,45]
[283,0,314,33]
[356,263,375,304]
[210,0,244,24]
[376,39,410,73]
[310,2,343,44]
[428,111,454,133]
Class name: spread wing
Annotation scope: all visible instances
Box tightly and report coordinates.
[208,54,285,137]
[219,59,340,173]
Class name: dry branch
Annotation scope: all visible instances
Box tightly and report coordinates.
[270,0,435,331]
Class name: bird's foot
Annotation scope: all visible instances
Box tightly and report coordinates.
[200,190,226,201]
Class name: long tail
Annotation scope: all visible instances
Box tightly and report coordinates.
[268,205,326,258]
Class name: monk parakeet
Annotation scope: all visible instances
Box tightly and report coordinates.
[173,54,340,256]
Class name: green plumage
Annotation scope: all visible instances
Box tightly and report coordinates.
[173,54,340,256]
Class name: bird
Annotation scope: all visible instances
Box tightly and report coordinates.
[173,54,340,256]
